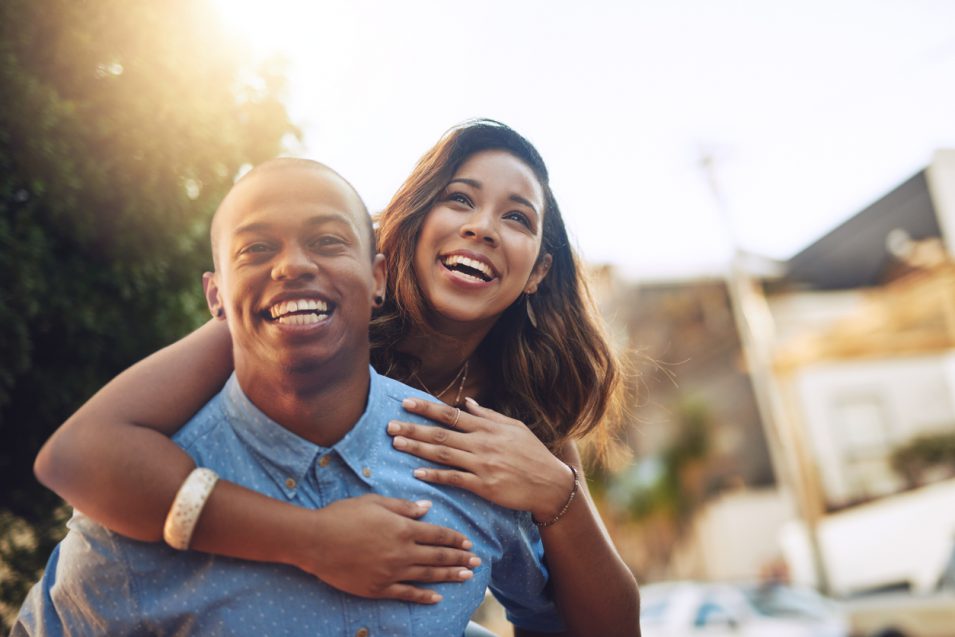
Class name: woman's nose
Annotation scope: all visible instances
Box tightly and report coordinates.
[459,209,499,246]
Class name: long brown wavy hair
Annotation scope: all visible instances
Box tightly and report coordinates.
[371,119,622,455]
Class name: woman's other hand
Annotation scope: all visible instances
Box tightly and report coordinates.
[388,397,576,524]
[298,494,480,604]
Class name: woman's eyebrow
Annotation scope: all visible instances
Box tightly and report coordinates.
[448,178,539,214]
[509,194,538,215]
[448,177,480,189]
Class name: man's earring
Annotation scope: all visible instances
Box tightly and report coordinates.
[374,295,384,307]
[216,308,224,318]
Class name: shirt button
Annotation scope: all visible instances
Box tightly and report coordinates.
[355,629,369,637]
[319,455,331,468]
[285,477,296,489]
[362,467,372,478]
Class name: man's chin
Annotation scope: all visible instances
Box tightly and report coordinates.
[279,356,331,376]
[274,347,362,377]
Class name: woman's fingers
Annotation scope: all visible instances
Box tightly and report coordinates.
[407,524,478,565]
[401,565,475,584]
[375,562,479,602]
[411,467,484,492]
[374,496,474,550]
[391,434,474,469]
[401,398,479,432]
[387,419,470,451]
[462,396,513,424]
[375,583,445,604]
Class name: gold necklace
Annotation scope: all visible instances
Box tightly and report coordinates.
[412,360,469,405]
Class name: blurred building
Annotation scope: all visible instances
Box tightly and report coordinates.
[600,149,955,592]
[762,150,955,594]
[767,156,955,507]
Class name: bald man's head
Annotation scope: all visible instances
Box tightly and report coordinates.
[210,158,375,270]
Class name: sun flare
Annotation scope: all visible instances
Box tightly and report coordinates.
[210,0,308,58]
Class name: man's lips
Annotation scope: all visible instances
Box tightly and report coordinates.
[262,297,334,325]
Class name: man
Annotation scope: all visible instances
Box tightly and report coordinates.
[13,159,562,636]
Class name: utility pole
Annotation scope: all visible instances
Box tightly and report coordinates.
[698,150,831,593]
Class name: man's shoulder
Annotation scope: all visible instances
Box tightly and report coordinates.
[171,390,230,448]
[372,371,439,413]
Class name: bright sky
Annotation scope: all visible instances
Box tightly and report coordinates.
[213,0,955,279]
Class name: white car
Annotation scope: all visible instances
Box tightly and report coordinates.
[640,581,849,637]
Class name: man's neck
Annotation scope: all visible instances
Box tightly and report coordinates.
[234,356,371,448]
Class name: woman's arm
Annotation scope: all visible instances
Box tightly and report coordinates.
[35,319,478,603]
[36,319,234,538]
[389,398,641,636]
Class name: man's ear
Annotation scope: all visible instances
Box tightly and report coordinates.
[203,272,226,320]
[524,253,552,295]
[371,253,387,305]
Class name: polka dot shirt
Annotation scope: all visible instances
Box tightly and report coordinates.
[14,369,564,636]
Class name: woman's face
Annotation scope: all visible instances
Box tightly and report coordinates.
[413,149,551,332]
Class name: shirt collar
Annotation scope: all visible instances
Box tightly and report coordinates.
[333,366,387,486]
[220,368,384,495]
[221,374,321,497]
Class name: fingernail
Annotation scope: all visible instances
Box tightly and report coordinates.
[461,539,473,549]
[458,569,473,580]
[413,468,427,478]
[387,421,400,434]
[402,398,417,408]
[415,500,432,509]
[393,437,407,449]
[469,556,482,567]
[465,396,479,408]
[431,593,443,602]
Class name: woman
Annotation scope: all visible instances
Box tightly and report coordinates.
[36,120,639,635]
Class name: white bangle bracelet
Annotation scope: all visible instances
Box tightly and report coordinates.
[163,467,219,550]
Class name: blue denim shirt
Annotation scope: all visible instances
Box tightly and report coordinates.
[14,368,562,636]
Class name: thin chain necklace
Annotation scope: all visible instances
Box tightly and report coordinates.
[411,360,469,406]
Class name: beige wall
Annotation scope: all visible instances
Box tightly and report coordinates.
[669,487,796,581]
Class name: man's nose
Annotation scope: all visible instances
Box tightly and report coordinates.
[271,245,318,280]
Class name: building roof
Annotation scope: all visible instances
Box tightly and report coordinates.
[784,171,941,290]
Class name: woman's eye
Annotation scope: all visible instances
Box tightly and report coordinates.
[505,211,533,229]
[447,192,472,206]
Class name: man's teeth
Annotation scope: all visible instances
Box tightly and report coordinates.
[269,298,329,320]
[441,255,493,279]
[276,313,325,325]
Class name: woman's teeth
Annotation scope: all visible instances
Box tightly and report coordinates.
[441,255,493,281]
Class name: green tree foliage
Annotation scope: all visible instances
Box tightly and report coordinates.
[0,0,298,624]
[607,399,713,528]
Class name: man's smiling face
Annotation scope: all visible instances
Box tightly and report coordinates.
[205,162,385,379]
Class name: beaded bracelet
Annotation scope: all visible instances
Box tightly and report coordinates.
[533,463,580,528]
[163,467,219,550]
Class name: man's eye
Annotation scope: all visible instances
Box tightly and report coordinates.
[313,236,346,248]
[240,243,271,254]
